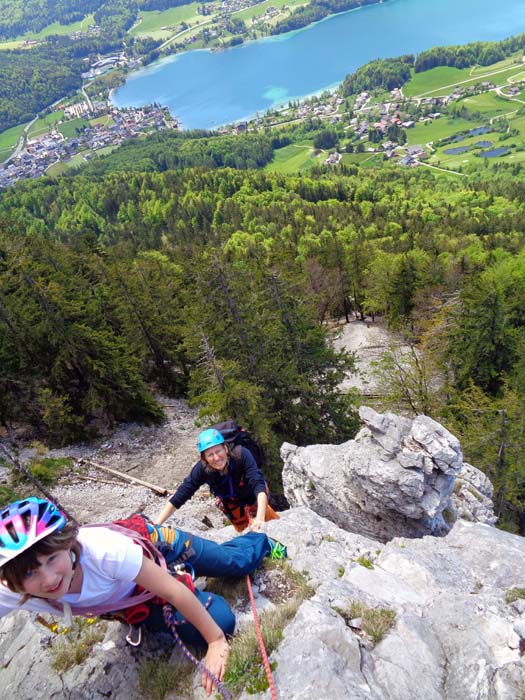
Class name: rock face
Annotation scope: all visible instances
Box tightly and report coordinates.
[0,407,509,700]
[3,508,524,700]
[281,406,495,541]
[260,508,525,700]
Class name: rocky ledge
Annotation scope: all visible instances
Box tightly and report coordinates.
[0,409,521,700]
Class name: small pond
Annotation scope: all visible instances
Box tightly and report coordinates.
[468,126,490,136]
[444,146,470,155]
[479,147,509,158]
[474,140,493,148]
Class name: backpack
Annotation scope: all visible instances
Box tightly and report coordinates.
[211,419,264,468]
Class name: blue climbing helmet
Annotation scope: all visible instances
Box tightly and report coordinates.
[197,428,225,453]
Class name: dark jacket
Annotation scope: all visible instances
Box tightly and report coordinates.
[169,446,267,509]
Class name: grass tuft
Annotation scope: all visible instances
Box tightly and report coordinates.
[356,555,374,570]
[50,618,106,671]
[348,601,396,645]
[224,562,313,696]
[505,587,525,604]
[138,655,193,700]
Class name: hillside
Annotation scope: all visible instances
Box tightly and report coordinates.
[0,408,523,700]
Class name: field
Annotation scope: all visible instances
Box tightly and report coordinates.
[403,57,525,98]
[47,153,86,176]
[406,117,484,146]
[0,15,95,49]
[58,118,90,139]
[342,151,384,167]
[0,122,26,161]
[265,144,317,173]
[235,0,305,23]
[461,91,518,118]
[27,111,64,140]
[403,66,472,97]
[91,115,115,128]
[130,5,200,39]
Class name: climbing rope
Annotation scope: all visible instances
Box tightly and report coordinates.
[246,574,278,700]
[162,602,232,700]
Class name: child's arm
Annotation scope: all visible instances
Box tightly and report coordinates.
[134,556,229,695]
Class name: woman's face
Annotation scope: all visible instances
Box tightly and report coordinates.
[21,549,74,599]
[203,444,229,472]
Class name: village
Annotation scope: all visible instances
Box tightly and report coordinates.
[0,61,509,189]
[232,80,501,168]
[0,104,177,189]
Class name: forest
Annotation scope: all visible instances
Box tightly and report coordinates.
[270,0,379,36]
[0,45,86,129]
[414,33,525,72]
[341,55,414,96]
[2,154,525,533]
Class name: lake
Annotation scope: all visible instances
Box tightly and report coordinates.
[112,0,525,129]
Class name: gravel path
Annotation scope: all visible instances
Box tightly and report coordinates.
[1,320,399,522]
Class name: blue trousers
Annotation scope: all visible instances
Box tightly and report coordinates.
[145,589,236,646]
[159,529,271,578]
[145,529,271,645]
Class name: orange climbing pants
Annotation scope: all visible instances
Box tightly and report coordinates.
[217,494,280,532]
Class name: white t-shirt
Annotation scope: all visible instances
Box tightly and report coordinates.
[0,526,144,619]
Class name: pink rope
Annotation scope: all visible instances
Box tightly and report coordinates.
[246,574,278,700]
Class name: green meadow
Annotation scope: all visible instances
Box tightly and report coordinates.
[235,0,305,23]
[461,91,518,117]
[130,5,200,38]
[91,115,115,128]
[403,59,525,98]
[58,118,90,139]
[343,151,384,167]
[0,15,95,49]
[406,117,483,146]
[47,153,86,176]
[265,144,317,173]
[0,122,26,161]
[403,66,472,97]
[27,111,64,140]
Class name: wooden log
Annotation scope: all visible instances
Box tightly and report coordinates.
[78,458,168,496]
[69,474,125,487]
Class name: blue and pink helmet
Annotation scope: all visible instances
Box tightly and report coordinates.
[0,497,67,567]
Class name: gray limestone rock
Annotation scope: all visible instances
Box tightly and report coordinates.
[258,509,525,700]
[282,407,493,541]
[0,408,509,700]
[1,508,524,700]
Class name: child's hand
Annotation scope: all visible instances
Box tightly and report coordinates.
[202,636,229,695]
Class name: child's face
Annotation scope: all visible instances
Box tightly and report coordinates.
[21,550,75,599]
[203,444,228,472]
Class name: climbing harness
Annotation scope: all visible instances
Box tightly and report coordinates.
[163,601,232,700]
[246,574,278,700]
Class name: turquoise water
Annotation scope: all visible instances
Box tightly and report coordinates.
[112,0,525,129]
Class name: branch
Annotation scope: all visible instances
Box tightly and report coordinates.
[0,444,77,522]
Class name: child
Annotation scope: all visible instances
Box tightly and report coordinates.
[155,428,281,535]
[0,497,277,695]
